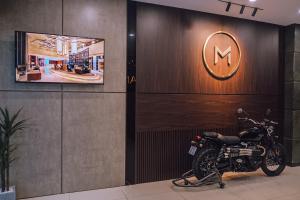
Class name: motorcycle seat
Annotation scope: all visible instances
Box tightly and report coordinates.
[202,132,219,138]
[203,132,241,145]
[239,130,248,138]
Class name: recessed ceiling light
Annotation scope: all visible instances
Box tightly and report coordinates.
[249,0,256,2]
[298,9,300,14]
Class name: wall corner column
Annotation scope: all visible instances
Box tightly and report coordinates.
[284,24,300,166]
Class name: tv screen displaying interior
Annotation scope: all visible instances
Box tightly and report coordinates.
[15,31,104,84]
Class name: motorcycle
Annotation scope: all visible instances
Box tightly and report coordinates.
[172,108,286,188]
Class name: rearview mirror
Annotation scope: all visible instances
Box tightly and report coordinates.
[266,108,272,116]
[237,108,243,114]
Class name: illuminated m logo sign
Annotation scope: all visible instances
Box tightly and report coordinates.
[214,46,231,66]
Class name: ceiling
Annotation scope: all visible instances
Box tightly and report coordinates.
[134,0,300,26]
[28,33,101,51]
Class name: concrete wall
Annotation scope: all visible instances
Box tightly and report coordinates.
[284,24,300,165]
[0,0,127,198]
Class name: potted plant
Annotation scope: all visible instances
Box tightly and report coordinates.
[0,107,27,200]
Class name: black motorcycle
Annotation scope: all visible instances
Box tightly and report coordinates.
[172,108,286,188]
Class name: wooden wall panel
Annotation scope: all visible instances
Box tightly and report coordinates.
[136,94,280,131]
[135,127,238,183]
[136,3,280,94]
[130,2,283,184]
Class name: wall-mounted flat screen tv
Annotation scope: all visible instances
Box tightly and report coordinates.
[15,31,104,84]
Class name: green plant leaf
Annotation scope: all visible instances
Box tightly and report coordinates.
[0,106,28,190]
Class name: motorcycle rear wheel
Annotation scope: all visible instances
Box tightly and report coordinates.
[192,148,219,180]
[261,143,286,176]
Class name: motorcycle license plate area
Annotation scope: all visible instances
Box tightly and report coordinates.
[188,146,197,156]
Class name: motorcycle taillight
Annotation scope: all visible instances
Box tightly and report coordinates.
[195,135,202,141]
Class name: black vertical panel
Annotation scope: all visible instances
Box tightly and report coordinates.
[15,31,26,68]
[126,0,137,184]
[278,27,285,144]
[15,31,18,68]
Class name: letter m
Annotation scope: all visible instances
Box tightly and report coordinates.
[214,46,231,66]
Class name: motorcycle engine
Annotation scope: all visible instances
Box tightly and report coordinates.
[224,143,265,171]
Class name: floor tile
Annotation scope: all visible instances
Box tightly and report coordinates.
[127,192,184,200]
[21,194,69,200]
[69,187,126,200]
[121,180,174,199]
[272,193,300,200]
[177,188,241,200]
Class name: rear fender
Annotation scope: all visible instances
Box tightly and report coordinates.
[201,138,220,150]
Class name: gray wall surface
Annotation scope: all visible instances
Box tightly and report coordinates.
[284,24,300,165]
[0,0,127,198]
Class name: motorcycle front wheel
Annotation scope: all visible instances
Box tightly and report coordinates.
[261,143,286,176]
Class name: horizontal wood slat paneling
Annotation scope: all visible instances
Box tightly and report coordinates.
[136,94,280,131]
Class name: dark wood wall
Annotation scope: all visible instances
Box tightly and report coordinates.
[136,94,280,130]
[130,2,284,183]
[136,4,280,95]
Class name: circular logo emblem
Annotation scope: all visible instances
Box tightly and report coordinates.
[203,31,241,80]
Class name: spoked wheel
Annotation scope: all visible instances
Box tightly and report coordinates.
[261,144,286,176]
[192,148,219,180]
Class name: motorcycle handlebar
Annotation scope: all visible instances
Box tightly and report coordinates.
[264,119,279,125]
[238,110,278,126]
[239,117,279,127]
[270,121,278,125]
[238,117,260,125]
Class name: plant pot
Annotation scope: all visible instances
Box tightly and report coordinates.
[0,186,16,200]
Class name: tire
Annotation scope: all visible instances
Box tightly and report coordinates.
[261,143,286,176]
[192,148,218,180]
